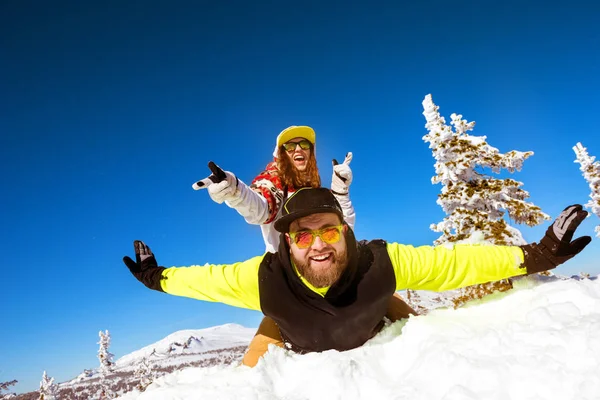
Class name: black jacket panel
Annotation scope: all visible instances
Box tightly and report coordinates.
[258,229,396,353]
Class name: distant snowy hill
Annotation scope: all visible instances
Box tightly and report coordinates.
[11,324,256,400]
[115,323,255,368]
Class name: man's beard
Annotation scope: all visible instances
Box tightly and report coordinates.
[292,248,349,288]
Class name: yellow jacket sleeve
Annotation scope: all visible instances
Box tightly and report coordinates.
[387,243,527,292]
[159,254,264,311]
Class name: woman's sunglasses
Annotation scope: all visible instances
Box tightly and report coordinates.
[282,139,312,152]
[289,225,344,249]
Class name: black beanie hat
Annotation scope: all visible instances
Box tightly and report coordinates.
[274,187,344,233]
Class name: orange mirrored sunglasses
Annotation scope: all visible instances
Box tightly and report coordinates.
[289,225,344,249]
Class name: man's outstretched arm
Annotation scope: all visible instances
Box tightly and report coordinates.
[388,242,527,292]
[388,204,591,292]
[123,240,263,311]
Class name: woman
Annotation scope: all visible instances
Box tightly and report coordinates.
[200,125,355,253]
[197,125,416,366]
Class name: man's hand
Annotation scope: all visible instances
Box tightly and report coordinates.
[521,205,592,274]
[331,152,353,195]
[123,240,166,292]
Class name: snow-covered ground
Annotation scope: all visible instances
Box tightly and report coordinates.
[115,275,600,400]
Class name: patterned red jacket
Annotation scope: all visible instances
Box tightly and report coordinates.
[250,160,296,224]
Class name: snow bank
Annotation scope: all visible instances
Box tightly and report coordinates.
[117,276,600,400]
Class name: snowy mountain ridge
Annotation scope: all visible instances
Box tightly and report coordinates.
[115,323,255,368]
[11,324,256,399]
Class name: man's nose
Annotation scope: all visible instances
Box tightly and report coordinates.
[311,235,327,249]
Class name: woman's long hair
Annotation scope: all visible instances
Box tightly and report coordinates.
[276,145,321,189]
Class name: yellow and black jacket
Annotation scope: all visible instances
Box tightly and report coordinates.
[155,229,527,353]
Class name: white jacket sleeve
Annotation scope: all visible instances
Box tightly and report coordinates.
[225,179,270,225]
[333,192,356,231]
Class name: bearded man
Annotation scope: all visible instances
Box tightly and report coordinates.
[124,188,591,358]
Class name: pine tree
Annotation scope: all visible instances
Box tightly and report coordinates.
[0,380,18,399]
[573,142,600,238]
[422,94,550,307]
[134,357,154,392]
[97,330,115,399]
[38,371,58,400]
[405,289,429,315]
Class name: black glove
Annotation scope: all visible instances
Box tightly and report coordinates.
[520,205,592,274]
[123,240,166,292]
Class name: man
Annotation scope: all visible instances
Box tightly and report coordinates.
[124,188,591,356]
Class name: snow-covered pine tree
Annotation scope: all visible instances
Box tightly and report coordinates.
[134,357,154,392]
[38,371,57,400]
[0,380,18,399]
[422,94,550,307]
[97,330,115,399]
[405,289,428,315]
[573,142,600,237]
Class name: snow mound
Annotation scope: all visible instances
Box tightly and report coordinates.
[116,276,600,400]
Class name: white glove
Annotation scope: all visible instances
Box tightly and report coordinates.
[207,171,239,204]
[194,162,269,224]
[331,152,353,195]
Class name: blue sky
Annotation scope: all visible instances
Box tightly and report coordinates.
[2,0,599,394]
